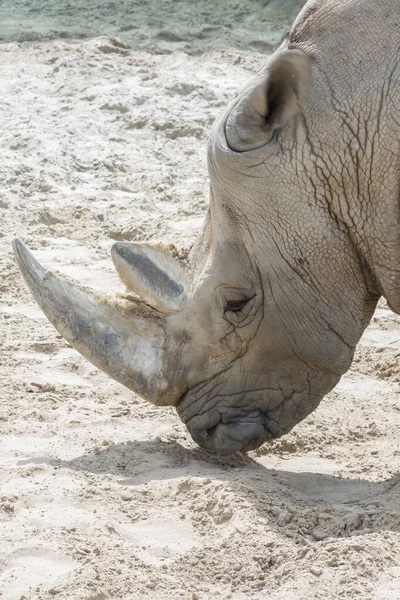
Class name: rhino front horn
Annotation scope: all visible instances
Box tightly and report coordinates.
[12,238,180,406]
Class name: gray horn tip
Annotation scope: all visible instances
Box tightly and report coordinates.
[12,237,23,256]
[12,238,45,283]
[13,237,31,264]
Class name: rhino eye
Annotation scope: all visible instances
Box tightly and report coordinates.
[223,293,258,326]
[225,299,248,313]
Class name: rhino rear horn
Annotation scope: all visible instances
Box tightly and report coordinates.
[111,242,187,313]
[225,48,313,152]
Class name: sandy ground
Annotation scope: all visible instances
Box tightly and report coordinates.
[1,13,400,600]
[0,0,305,54]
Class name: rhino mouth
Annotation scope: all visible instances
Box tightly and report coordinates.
[178,364,342,455]
[186,408,268,455]
[181,387,328,455]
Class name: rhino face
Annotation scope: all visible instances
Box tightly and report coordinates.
[174,263,342,454]
[13,42,378,455]
[167,224,353,454]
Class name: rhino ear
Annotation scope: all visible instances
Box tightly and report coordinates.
[225,49,312,152]
[111,242,187,313]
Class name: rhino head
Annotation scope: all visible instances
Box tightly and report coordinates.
[14,17,388,454]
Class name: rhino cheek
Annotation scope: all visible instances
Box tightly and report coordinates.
[262,370,340,438]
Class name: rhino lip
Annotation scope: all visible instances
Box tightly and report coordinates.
[188,408,268,455]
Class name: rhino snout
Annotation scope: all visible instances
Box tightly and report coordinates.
[187,409,266,455]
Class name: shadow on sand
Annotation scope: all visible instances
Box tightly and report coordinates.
[18,437,400,541]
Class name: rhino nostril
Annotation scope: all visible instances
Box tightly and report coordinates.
[206,422,219,438]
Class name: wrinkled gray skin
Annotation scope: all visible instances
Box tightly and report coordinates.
[14,0,400,455]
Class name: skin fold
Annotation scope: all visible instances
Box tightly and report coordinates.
[14,0,400,455]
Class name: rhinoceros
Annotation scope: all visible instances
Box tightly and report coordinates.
[13,0,400,455]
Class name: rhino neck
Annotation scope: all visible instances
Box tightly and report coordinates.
[303,76,400,313]
[289,0,400,313]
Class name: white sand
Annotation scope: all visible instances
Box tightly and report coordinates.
[1,33,400,600]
